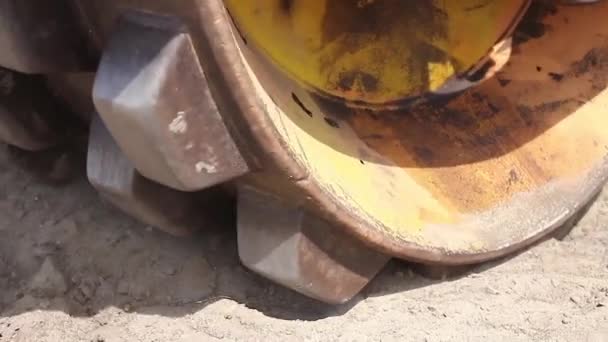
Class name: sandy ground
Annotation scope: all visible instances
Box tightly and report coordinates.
[0,144,606,342]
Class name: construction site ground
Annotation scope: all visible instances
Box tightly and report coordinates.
[0,145,606,341]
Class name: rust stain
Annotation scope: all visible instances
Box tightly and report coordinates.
[345,35,608,212]
[320,1,445,46]
[279,0,294,15]
[319,0,448,96]
[512,0,557,45]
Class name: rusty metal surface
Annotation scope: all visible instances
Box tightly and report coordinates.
[4,0,605,304]
[64,1,608,263]
[237,187,389,304]
[93,11,249,192]
[223,0,529,107]
[0,0,89,73]
[0,68,62,150]
[200,0,608,264]
[87,114,219,237]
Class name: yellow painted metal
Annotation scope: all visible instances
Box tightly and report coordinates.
[225,0,528,105]
[234,2,608,252]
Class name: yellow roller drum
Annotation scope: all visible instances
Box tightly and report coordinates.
[224,0,529,106]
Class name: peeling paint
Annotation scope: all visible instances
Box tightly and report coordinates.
[169,111,188,134]
[195,161,218,174]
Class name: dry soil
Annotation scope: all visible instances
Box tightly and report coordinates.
[0,145,606,341]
